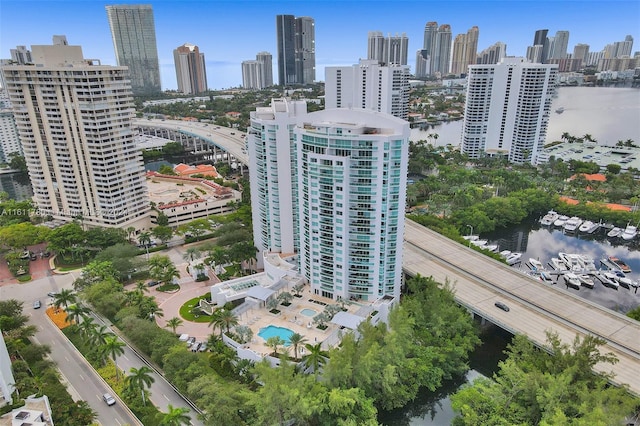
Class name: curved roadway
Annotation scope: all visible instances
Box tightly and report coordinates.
[133,118,249,166]
[402,219,640,395]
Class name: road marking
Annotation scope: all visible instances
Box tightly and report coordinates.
[163,394,170,401]
[79,374,85,381]
[64,356,69,362]
[115,419,122,426]
[122,355,129,361]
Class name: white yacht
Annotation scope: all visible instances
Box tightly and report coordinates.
[499,250,512,259]
[463,235,479,241]
[549,257,569,271]
[529,258,545,271]
[505,252,522,265]
[564,273,581,289]
[621,224,638,241]
[558,252,584,272]
[607,227,622,238]
[470,239,488,247]
[553,215,569,227]
[539,271,554,284]
[601,272,620,288]
[579,255,598,273]
[484,243,499,252]
[540,210,559,226]
[578,220,599,234]
[563,216,583,233]
[577,274,595,288]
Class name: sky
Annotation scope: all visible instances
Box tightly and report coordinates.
[1,0,639,90]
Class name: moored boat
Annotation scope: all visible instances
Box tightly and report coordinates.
[559,252,584,272]
[556,107,565,113]
[540,210,559,226]
[577,274,595,288]
[528,258,545,271]
[608,256,631,273]
[506,252,522,265]
[621,224,638,241]
[578,220,600,234]
[564,272,581,289]
[553,215,569,227]
[463,235,479,241]
[600,257,623,272]
[601,272,620,289]
[539,271,554,284]
[607,227,622,238]
[563,216,583,233]
[549,257,569,271]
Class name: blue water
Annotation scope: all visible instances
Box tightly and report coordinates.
[300,308,317,317]
[258,325,294,346]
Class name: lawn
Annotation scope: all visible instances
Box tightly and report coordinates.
[179,294,213,323]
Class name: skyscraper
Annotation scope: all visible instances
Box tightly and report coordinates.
[174,43,207,94]
[548,30,570,60]
[461,57,557,165]
[477,42,507,65]
[9,45,32,64]
[276,15,315,85]
[433,24,452,75]
[248,99,409,301]
[531,29,550,63]
[256,52,274,87]
[573,43,590,66]
[367,32,409,65]
[420,22,452,76]
[451,26,479,75]
[325,59,410,120]
[0,37,150,228]
[242,52,273,90]
[106,4,161,94]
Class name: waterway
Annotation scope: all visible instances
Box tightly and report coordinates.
[380,215,640,424]
[410,86,640,147]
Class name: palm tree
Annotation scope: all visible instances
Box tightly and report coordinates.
[182,247,201,263]
[65,304,89,327]
[208,309,226,337]
[158,405,191,426]
[149,255,181,285]
[135,281,149,293]
[301,343,329,377]
[125,226,136,242]
[139,231,152,259]
[102,334,126,380]
[165,317,183,335]
[219,309,238,334]
[288,333,307,361]
[53,288,77,312]
[126,366,155,406]
[266,336,284,357]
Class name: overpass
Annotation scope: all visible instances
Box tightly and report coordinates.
[133,118,249,167]
[403,219,640,396]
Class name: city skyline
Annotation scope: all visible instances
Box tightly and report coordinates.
[1,0,639,90]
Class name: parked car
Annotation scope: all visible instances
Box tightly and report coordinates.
[198,343,208,352]
[30,254,37,261]
[47,291,58,298]
[33,300,41,309]
[103,393,116,406]
[191,342,201,352]
[178,333,189,342]
[147,281,159,287]
[186,336,196,347]
[494,301,510,312]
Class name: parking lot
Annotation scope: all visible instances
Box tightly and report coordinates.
[0,243,52,286]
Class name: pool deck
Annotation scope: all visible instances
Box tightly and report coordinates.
[236,285,363,357]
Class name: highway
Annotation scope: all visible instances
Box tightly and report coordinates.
[402,219,640,396]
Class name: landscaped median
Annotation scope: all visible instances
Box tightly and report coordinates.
[46,307,164,425]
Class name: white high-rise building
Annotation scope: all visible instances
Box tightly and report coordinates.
[0,38,150,228]
[325,59,410,120]
[242,52,273,90]
[0,110,22,164]
[367,32,409,65]
[548,30,570,60]
[0,330,15,406]
[477,42,507,65]
[248,99,410,302]
[461,57,558,165]
[249,99,307,259]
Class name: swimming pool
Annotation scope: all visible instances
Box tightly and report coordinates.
[258,325,294,346]
[300,308,317,317]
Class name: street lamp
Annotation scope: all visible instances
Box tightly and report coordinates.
[466,225,474,247]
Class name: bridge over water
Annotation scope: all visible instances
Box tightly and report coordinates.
[403,219,640,396]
